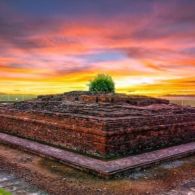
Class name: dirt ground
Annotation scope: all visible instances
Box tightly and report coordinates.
[0,143,194,195]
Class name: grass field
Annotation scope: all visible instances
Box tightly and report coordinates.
[0,94,36,102]
[164,96,195,107]
[0,188,11,195]
[170,99,195,107]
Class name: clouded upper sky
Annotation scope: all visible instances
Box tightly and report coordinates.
[0,0,195,95]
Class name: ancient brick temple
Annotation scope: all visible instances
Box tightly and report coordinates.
[0,91,195,159]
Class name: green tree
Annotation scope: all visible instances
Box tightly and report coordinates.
[89,74,115,93]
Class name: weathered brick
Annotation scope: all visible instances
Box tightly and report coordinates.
[0,91,194,159]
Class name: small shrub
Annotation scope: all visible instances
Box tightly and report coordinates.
[89,74,115,93]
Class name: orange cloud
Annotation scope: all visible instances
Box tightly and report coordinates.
[0,0,195,95]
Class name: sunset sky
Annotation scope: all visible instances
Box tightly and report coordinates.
[0,0,195,96]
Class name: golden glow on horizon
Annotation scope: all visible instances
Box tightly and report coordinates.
[1,52,195,96]
[0,1,195,96]
[1,72,195,96]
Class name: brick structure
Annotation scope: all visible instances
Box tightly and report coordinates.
[0,91,194,159]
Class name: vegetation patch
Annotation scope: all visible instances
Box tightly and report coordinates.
[0,188,12,195]
[89,74,115,93]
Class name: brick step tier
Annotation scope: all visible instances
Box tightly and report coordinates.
[1,109,195,133]
[0,113,194,159]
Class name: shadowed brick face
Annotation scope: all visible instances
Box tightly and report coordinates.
[0,91,195,159]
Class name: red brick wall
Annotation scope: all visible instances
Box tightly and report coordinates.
[0,109,195,159]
